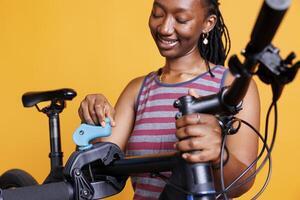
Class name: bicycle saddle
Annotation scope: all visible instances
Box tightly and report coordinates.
[22,88,77,107]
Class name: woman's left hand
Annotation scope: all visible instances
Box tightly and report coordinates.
[174,112,223,164]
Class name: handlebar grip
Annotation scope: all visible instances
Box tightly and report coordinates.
[1,182,73,200]
[246,0,291,54]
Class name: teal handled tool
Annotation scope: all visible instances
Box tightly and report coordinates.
[73,118,112,150]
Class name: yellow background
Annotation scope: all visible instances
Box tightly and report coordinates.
[0,0,299,199]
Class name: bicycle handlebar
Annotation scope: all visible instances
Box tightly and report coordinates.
[246,0,291,55]
[1,182,73,200]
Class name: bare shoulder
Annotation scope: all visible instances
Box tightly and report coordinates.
[121,75,146,99]
[126,76,146,91]
[115,75,147,109]
[223,69,259,96]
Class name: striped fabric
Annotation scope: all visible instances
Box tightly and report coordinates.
[126,66,227,200]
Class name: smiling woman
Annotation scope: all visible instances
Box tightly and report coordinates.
[149,0,230,68]
[78,0,260,199]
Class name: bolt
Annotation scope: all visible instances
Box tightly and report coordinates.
[74,169,81,176]
[174,100,181,108]
[79,130,84,135]
[175,112,182,119]
[82,190,89,197]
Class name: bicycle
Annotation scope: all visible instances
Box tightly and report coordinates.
[0,88,77,189]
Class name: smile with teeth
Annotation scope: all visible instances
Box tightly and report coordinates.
[157,35,178,48]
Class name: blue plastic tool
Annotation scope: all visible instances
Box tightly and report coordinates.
[73,118,112,150]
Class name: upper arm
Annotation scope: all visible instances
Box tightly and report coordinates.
[223,71,260,165]
[100,76,145,151]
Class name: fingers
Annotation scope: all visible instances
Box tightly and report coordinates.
[89,97,101,125]
[176,113,221,141]
[181,149,220,163]
[175,113,222,163]
[94,97,107,126]
[175,134,221,152]
[96,102,116,127]
[176,113,217,129]
[175,136,221,163]
[105,106,116,126]
[176,124,211,140]
[188,88,200,98]
[78,94,116,126]
[79,99,95,125]
[78,106,86,123]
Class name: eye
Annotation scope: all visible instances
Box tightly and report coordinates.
[177,19,188,24]
[152,12,164,18]
[176,17,190,24]
[151,6,164,18]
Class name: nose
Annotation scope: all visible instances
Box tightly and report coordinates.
[158,16,174,36]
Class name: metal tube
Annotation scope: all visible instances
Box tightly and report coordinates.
[48,113,63,169]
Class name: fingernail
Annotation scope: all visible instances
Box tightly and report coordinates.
[110,121,116,127]
[100,121,106,127]
[182,153,188,159]
[173,143,177,149]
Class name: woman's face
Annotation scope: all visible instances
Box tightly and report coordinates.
[149,0,214,59]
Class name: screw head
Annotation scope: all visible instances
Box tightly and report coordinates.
[175,112,182,119]
[82,190,89,196]
[74,169,81,176]
[79,130,84,135]
[174,100,181,108]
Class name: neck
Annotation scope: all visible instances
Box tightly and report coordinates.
[164,48,206,75]
[159,48,211,84]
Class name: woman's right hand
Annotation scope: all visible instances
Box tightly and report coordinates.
[78,94,116,127]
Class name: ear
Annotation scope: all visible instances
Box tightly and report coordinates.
[202,14,217,33]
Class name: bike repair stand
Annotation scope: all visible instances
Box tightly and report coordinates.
[64,119,127,200]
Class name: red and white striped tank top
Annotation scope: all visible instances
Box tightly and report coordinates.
[126,66,228,200]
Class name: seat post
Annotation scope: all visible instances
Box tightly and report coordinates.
[42,101,65,171]
[42,101,67,183]
[48,112,63,170]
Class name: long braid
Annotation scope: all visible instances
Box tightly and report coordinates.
[198,0,231,77]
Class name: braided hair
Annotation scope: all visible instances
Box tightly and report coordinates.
[198,0,231,77]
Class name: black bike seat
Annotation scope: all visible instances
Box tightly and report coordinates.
[22,88,77,107]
